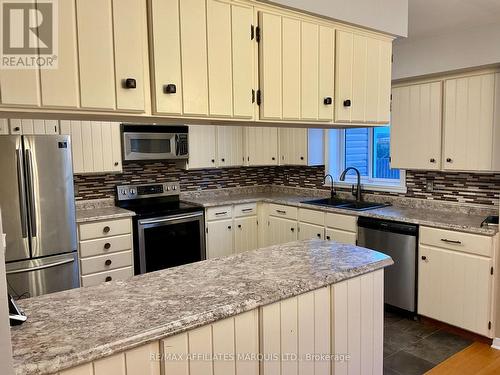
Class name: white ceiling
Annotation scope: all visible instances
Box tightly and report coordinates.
[408,0,500,38]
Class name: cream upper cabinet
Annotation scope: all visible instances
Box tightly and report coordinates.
[187,125,217,170]
[279,128,324,166]
[217,126,244,167]
[335,30,392,124]
[258,11,334,122]
[60,120,122,174]
[443,73,499,171]
[245,127,279,166]
[391,81,442,170]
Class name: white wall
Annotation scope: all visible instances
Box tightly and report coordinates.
[0,210,14,375]
[393,21,500,80]
[258,0,408,37]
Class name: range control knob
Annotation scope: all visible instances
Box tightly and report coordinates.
[130,188,137,195]
[166,186,171,191]
[173,186,177,191]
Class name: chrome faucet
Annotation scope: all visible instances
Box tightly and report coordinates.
[324,174,336,200]
[339,167,362,202]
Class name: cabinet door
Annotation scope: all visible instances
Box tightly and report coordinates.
[318,26,335,121]
[217,126,244,167]
[418,245,492,336]
[234,216,258,253]
[325,228,356,245]
[301,22,319,120]
[40,0,79,108]
[335,30,354,122]
[267,217,297,245]
[207,220,234,259]
[281,17,301,120]
[0,69,40,107]
[188,126,217,169]
[443,74,495,171]
[76,0,115,110]
[298,223,324,240]
[150,0,182,115]
[112,0,146,112]
[258,12,282,120]
[246,127,278,166]
[179,0,209,116]
[391,82,442,170]
[279,128,307,165]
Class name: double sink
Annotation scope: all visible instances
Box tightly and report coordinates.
[301,197,390,211]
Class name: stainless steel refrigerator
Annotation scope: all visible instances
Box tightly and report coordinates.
[0,135,79,298]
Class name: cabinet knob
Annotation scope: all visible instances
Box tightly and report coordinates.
[124,78,137,89]
[290,227,295,232]
[14,126,20,131]
[103,226,111,234]
[430,158,436,163]
[324,97,333,105]
[238,224,242,228]
[211,159,215,163]
[446,158,452,163]
[343,99,352,107]
[272,157,276,161]
[228,226,232,230]
[326,236,331,240]
[421,256,427,261]
[164,84,177,94]
[300,156,304,160]
[317,233,321,238]
[105,276,112,282]
[105,259,112,266]
[104,243,111,250]
[221,158,225,162]
[114,162,119,166]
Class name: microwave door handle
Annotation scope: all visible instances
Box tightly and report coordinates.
[16,148,28,238]
[175,134,179,156]
[25,149,37,237]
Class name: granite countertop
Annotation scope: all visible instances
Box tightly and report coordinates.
[75,206,135,223]
[182,192,498,236]
[12,240,392,375]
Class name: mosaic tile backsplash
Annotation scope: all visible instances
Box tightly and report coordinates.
[74,161,500,207]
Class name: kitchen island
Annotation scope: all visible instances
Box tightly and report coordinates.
[11,239,392,375]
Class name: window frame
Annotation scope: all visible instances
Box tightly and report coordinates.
[325,128,407,194]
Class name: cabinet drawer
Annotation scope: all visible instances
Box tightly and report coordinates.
[298,208,325,226]
[234,203,257,217]
[420,226,493,257]
[81,266,134,287]
[79,234,132,258]
[269,204,298,220]
[325,213,357,232]
[206,206,233,221]
[79,218,131,240]
[325,228,357,245]
[80,250,133,276]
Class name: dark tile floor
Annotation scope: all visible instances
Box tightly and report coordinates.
[383,311,472,375]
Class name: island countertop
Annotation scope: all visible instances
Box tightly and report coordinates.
[11,239,392,375]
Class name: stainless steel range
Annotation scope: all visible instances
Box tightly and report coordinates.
[116,182,205,274]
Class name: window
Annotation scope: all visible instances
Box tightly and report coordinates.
[327,127,405,192]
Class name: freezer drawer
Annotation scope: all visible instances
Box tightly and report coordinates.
[6,252,79,298]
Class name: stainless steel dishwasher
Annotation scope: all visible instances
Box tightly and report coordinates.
[357,217,418,315]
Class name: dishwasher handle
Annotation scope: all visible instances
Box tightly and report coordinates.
[357,217,418,236]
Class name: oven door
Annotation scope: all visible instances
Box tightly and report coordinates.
[123,132,176,160]
[137,212,206,273]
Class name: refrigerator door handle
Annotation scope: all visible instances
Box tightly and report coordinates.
[6,257,75,275]
[16,148,28,238]
[25,149,37,237]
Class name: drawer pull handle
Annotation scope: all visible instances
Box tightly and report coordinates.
[103,226,111,234]
[104,243,111,250]
[105,259,112,266]
[105,276,112,282]
[215,212,227,216]
[276,210,286,214]
[241,208,253,212]
[441,238,461,245]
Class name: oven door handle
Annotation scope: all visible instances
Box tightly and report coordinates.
[138,212,204,225]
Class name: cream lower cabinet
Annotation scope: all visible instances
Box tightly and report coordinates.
[418,226,495,337]
[244,127,279,166]
[267,217,298,246]
[298,208,325,240]
[60,121,122,174]
[335,30,392,124]
[206,204,258,259]
[78,218,134,287]
[325,213,357,245]
[279,128,324,166]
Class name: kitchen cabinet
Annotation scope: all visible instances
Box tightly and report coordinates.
[298,208,325,240]
[443,73,499,171]
[391,81,442,170]
[418,226,494,337]
[186,125,217,170]
[279,128,324,166]
[325,212,357,245]
[234,216,258,253]
[6,119,59,135]
[217,126,244,167]
[298,223,324,240]
[335,30,392,124]
[206,220,234,259]
[258,11,334,122]
[267,216,297,246]
[59,121,122,174]
[245,127,279,166]
[0,119,8,134]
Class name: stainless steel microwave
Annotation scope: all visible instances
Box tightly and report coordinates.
[121,124,189,161]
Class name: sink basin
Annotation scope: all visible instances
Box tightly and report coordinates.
[301,198,390,211]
